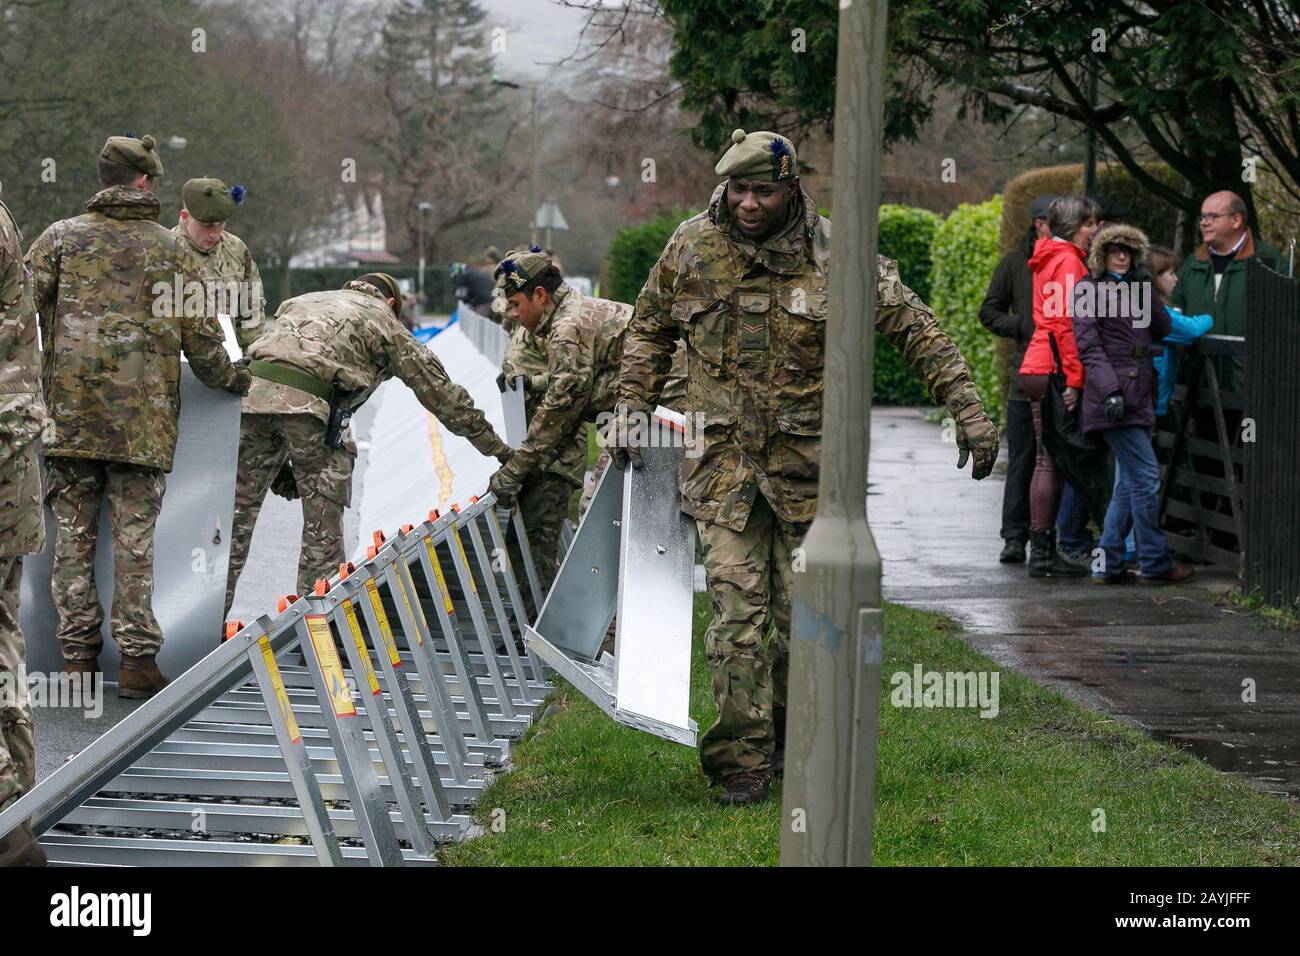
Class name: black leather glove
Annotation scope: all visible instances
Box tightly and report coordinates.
[1103,392,1125,423]
[271,461,299,501]
[496,372,531,393]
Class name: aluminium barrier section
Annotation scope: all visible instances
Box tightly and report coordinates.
[0,499,549,866]
[524,408,698,745]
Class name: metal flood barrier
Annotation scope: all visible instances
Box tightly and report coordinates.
[525,409,698,746]
[0,495,550,866]
[456,302,508,366]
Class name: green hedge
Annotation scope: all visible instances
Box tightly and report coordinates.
[875,204,942,405]
[605,207,697,305]
[260,265,455,316]
[930,196,1005,425]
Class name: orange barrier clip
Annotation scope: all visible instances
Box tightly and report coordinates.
[277,595,299,614]
[313,579,329,596]
[224,621,243,641]
[338,562,354,581]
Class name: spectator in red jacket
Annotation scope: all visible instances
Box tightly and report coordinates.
[1018,195,1098,578]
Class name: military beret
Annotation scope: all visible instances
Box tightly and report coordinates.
[714,128,797,182]
[183,178,245,223]
[355,272,403,319]
[100,134,164,178]
[496,245,554,293]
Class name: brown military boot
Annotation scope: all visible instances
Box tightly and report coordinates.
[118,654,170,700]
[64,658,99,675]
[0,823,47,867]
[716,771,772,807]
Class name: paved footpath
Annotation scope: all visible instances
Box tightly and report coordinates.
[869,407,1299,800]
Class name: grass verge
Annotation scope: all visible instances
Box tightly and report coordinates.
[439,596,1300,866]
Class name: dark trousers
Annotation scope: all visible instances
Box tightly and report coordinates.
[1000,399,1035,543]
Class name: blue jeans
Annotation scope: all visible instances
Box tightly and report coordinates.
[1097,426,1173,577]
[1057,482,1094,551]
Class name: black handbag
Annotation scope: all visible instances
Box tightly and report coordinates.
[1042,332,1110,526]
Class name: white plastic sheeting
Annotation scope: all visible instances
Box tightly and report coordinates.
[353,321,506,541]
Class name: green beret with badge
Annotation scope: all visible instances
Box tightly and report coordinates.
[183,177,246,223]
[100,134,164,177]
[495,245,554,293]
[714,128,798,181]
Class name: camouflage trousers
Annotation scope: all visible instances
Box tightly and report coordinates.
[697,493,809,784]
[45,457,166,660]
[518,472,574,615]
[0,558,35,812]
[226,414,354,615]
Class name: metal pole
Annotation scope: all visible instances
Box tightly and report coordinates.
[780,0,886,868]
[530,86,539,247]
[417,208,426,302]
[1084,57,1099,198]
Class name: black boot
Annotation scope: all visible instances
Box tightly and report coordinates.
[1028,528,1088,578]
[999,538,1027,563]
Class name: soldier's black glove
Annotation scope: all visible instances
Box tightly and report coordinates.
[271,462,299,501]
[1103,393,1125,423]
[227,358,252,397]
[604,402,646,471]
[496,372,530,393]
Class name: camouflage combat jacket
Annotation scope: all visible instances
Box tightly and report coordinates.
[619,184,981,532]
[244,281,507,460]
[502,320,586,487]
[172,224,266,350]
[0,198,47,557]
[26,186,249,473]
[509,285,630,481]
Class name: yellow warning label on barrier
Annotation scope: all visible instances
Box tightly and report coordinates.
[425,537,456,614]
[306,615,357,718]
[341,600,381,696]
[258,636,301,743]
[392,563,425,646]
[490,511,513,573]
[365,578,402,667]
[451,527,477,595]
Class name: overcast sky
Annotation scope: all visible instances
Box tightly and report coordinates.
[479,0,597,85]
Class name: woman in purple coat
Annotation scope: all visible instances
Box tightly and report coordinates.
[1071,224,1194,585]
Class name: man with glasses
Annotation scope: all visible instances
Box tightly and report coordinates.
[1169,191,1282,392]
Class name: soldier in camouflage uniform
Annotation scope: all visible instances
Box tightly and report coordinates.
[609,130,1000,805]
[172,177,266,350]
[488,246,590,603]
[226,273,510,612]
[486,252,633,542]
[0,190,48,865]
[498,311,586,601]
[26,136,252,700]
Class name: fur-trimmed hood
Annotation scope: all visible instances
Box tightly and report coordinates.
[1087,222,1149,276]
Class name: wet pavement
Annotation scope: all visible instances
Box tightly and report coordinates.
[870,407,1300,800]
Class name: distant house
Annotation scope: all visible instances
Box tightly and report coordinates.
[290,173,400,268]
